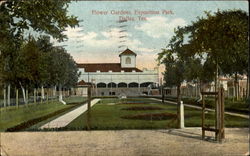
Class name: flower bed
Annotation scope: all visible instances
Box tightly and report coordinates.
[121,112,176,121]
[5,101,87,132]
[121,106,164,110]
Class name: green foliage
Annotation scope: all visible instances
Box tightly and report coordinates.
[158,9,248,90]
[17,37,43,87]
[0,0,79,42]
[46,46,79,88]
[164,61,185,87]
[0,0,79,89]
[165,96,249,114]
[182,10,248,76]
[0,101,72,131]
[158,46,185,88]
[65,98,248,130]
[0,35,79,90]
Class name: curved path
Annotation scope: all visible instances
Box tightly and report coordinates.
[40,99,100,129]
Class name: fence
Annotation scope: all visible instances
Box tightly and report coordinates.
[164,86,248,99]
[0,87,85,108]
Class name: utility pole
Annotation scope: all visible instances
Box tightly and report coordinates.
[86,86,91,130]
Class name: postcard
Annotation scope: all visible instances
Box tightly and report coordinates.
[0,1,249,156]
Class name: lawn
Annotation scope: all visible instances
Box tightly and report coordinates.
[65,98,249,130]
[164,96,249,114]
[64,96,86,104]
[0,96,86,131]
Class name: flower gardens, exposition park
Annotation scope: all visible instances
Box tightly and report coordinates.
[0,1,249,156]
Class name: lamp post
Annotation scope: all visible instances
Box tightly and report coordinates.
[91,78,96,96]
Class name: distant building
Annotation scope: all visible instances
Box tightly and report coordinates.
[77,48,159,96]
[163,75,248,98]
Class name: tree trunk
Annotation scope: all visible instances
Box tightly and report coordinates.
[7,84,10,106]
[214,60,219,92]
[34,88,36,104]
[21,86,26,104]
[162,86,165,103]
[59,84,66,105]
[177,84,181,128]
[247,74,249,98]
[26,89,28,105]
[197,80,203,103]
[53,86,56,98]
[19,82,27,104]
[248,49,250,98]
[46,88,49,104]
[16,88,19,108]
[195,81,198,98]
[41,86,45,100]
[71,87,74,96]
[59,85,62,101]
[234,73,239,100]
[3,84,6,107]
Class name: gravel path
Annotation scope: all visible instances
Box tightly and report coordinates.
[151,98,249,119]
[40,99,100,129]
[1,128,249,156]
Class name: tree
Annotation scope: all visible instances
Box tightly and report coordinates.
[13,37,79,105]
[158,27,216,127]
[180,10,248,99]
[16,36,55,103]
[0,0,78,43]
[158,47,185,128]
[35,36,55,99]
[0,0,79,105]
[46,47,79,104]
[0,0,79,75]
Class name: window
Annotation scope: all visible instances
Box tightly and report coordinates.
[109,92,115,95]
[125,57,131,64]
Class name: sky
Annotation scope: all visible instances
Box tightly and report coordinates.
[53,1,248,71]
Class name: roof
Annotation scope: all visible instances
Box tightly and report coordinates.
[77,80,91,86]
[119,48,137,57]
[77,80,94,86]
[77,63,142,72]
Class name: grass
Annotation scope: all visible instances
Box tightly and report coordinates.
[165,96,249,114]
[65,98,249,130]
[0,96,86,131]
[64,96,86,104]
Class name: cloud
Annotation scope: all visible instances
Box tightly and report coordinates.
[63,27,85,38]
[101,28,132,38]
[135,16,187,38]
[54,26,157,68]
[57,26,154,53]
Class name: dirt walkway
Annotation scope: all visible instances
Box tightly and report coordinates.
[152,98,249,119]
[40,99,100,129]
[0,128,248,156]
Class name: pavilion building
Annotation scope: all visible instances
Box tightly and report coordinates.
[77,48,159,96]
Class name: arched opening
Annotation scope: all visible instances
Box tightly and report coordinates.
[125,57,131,64]
[108,82,116,88]
[128,82,139,88]
[140,82,153,88]
[118,82,127,88]
[97,83,106,88]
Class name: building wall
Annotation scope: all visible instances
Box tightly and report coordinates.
[93,87,149,96]
[120,55,136,68]
[75,87,88,96]
[79,69,158,85]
